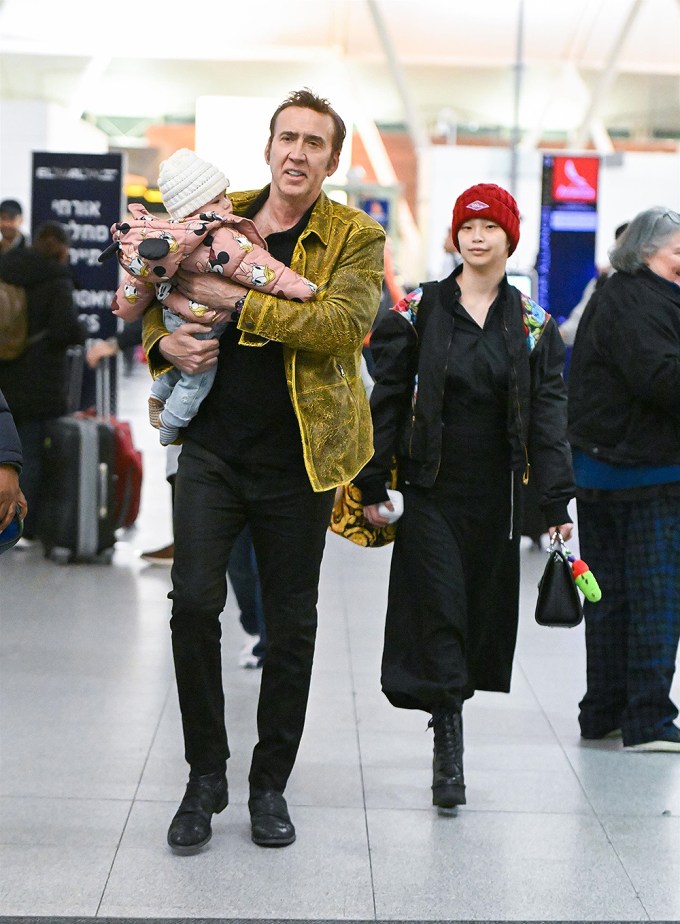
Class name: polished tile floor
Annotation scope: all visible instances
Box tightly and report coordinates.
[1,360,679,922]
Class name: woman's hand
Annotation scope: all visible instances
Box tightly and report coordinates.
[175,269,247,324]
[549,523,573,542]
[158,324,220,375]
[363,500,394,528]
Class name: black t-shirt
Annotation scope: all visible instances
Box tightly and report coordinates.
[185,191,314,477]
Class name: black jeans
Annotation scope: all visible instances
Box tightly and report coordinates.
[169,440,335,792]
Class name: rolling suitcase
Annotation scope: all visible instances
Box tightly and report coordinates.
[77,396,143,530]
[39,358,117,564]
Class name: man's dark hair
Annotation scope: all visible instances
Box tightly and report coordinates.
[0,199,22,218]
[269,88,346,156]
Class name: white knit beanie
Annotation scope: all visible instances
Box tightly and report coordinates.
[158,148,228,219]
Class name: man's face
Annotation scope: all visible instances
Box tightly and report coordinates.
[0,211,22,243]
[265,106,340,206]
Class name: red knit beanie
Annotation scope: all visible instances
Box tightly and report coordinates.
[451,183,520,255]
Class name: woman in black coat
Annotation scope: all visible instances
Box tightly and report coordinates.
[0,221,85,537]
[354,184,575,813]
[568,206,680,753]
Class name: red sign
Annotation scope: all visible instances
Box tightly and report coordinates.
[551,156,599,203]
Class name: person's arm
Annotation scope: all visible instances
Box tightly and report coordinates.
[528,318,575,529]
[559,277,596,346]
[236,225,385,356]
[602,281,680,417]
[0,389,27,529]
[205,223,318,303]
[141,269,244,377]
[85,318,144,369]
[353,293,420,510]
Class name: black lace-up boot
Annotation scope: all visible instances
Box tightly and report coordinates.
[428,709,466,811]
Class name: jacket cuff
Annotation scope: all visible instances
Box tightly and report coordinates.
[352,473,390,507]
[142,304,174,379]
[541,502,572,529]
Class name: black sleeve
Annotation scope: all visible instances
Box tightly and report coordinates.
[353,308,418,503]
[528,317,575,525]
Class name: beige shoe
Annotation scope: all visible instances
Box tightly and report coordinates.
[148,397,164,429]
[140,542,174,565]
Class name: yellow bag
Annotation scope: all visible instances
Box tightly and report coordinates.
[329,464,398,548]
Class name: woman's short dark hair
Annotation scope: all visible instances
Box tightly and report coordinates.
[610,207,680,274]
[268,88,346,156]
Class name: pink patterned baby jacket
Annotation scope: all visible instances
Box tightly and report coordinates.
[106,198,317,322]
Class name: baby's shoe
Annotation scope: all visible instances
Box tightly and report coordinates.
[148,396,164,429]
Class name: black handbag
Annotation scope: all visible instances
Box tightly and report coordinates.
[535,533,584,628]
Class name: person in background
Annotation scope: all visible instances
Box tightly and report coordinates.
[354,183,574,814]
[85,318,144,377]
[0,385,27,532]
[559,222,629,347]
[0,199,28,255]
[141,88,385,852]
[0,221,85,539]
[568,206,680,753]
[85,318,144,371]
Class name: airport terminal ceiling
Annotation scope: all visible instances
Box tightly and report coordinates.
[0,0,679,148]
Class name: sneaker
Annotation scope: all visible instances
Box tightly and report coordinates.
[140,542,174,566]
[148,397,164,429]
[625,726,680,752]
[238,634,263,669]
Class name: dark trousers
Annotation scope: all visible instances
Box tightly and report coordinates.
[169,440,335,791]
[576,488,680,746]
[170,463,266,657]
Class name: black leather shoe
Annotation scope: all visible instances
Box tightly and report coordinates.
[167,771,229,854]
[248,789,296,847]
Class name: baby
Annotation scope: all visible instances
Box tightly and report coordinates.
[103,148,317,444]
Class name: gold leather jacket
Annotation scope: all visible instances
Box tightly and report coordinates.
[142,188,385,491]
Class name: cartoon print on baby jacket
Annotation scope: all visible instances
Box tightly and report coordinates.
[100,199,318,323]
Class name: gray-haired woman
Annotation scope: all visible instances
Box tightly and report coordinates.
[568,207,680,752]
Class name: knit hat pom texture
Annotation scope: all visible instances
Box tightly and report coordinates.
[158,148,228,219]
